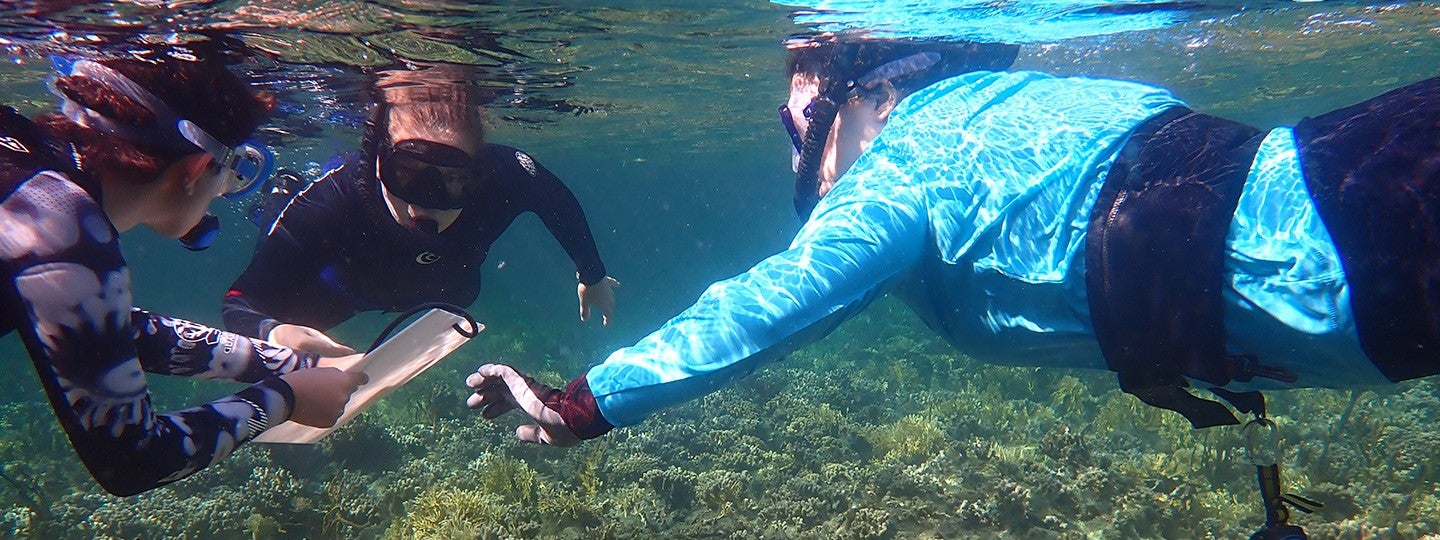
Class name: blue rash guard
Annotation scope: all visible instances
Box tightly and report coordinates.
[584,71,1385,428]
[0,166,318,496]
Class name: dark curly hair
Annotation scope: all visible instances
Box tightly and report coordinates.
[35,49,274,186]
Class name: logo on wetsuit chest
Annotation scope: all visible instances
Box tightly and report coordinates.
[416,251,441,264]
[516,151,538,177]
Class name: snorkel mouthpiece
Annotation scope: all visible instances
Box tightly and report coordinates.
[180,212,221,251]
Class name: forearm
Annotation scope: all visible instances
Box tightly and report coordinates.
[587,279,879,427]
[586,188,927,426]
[529,170,608,284]
[61,373,294,496]
[134,308,317,382]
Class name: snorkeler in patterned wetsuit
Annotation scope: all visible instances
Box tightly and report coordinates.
[0,51,365,496]
[223,65,617,356]
[466,38,1440,448]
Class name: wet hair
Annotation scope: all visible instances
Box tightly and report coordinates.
[36,48,274,186]
[362,64,489,156]
[387,102,487,150]
[786,39,1021,101]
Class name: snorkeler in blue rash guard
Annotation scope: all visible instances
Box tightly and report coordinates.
[468,38,1440,444]
[0,50,366,496]
[223,65,618,356]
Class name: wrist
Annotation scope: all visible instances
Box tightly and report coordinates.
[260,319,282,341]
[577,270,606,287]
[549,376,614,440]
[263,375,297,424]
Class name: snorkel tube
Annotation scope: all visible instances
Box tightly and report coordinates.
[792,94,842,218]
[792,44,859,218]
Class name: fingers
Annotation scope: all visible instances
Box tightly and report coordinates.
[465,385,518,418]
[465,364,567,428]
[516,424,546,444]
[274,325,356,356]
[481,402,514,419]
[579,278,618,325]
[304,328,355,356]
[464,370,487,388]
[465,364,522,420]
[282,366,368,428]
[464,364,581,446]
[600,299,615,327]
[517,424,579,447]
[320,352,366,372]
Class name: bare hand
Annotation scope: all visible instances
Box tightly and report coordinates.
[269,324,356,357]
[578,276,620,327]
[280,367,368,428]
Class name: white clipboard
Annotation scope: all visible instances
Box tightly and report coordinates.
[254,309,481,444]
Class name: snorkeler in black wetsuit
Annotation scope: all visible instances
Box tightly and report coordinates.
[223,146,610,337]
[223,65,617,354]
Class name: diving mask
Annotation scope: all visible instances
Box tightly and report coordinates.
[378,139,480,210]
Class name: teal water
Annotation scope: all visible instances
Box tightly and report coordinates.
[2,1,1440,538]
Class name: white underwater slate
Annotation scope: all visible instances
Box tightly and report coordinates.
[254,309,480,444]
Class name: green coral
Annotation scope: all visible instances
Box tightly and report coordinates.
[469,453,539,505]
[384,488,504,540]
[865,414,947,464]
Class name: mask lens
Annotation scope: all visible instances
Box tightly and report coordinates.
[379,140,477,210]
[381,152,468,210]
[394,140,471,167]
[220,141,274,199]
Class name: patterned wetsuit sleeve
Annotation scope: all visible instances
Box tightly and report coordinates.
[131,308,318,382]
[224,170,344,337]
[513,151,608,285]
[0,172,295,496]
[583,165,928,427]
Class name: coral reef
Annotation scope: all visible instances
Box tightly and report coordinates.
[3,296,1440,538]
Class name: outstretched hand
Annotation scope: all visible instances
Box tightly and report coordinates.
[269,324,356,357]
[578,276,620,326]
[466,364,581,446]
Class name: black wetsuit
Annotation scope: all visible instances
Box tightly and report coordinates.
[0,107,316,496]
[223,145,608,339]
